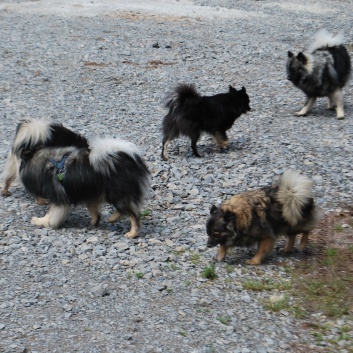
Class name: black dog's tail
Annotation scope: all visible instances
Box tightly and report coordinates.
[165,84,202,112]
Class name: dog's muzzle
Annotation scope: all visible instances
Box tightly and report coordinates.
[207,239,217,248]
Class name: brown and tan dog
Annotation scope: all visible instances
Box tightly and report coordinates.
[206,170,321,265]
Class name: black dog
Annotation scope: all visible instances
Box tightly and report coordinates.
[161,84,251,160]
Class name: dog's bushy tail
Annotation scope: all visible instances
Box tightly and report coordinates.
[89,137,150,196]
[165,83,201,111]
[89,137,141,174]
[276,170,314,226]
[308,29,344,53]
[12,118,53,156]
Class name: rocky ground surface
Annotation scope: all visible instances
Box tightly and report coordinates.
[0,0,353,352]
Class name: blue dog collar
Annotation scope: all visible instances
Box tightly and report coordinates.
[50,155,68,182]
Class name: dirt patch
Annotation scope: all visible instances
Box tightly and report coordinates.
[291,207,353,318]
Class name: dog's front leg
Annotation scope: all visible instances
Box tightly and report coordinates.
[31,204,70,228]
[87,203,101,226]
[218,244,227,261]
[295,96,316,116]
[246,237,275,265]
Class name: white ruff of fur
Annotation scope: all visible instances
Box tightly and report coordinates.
[276,170,314,226]
[89,137,141,175]
[14,118,52,153]
[304,54,314,74]
[308,29,344,53]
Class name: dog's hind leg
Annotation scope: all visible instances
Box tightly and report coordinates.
[330,89,345,119]
[246,237,276,265]
[282,235,296,253]
[2,151,19,197]
[161,137,170,161]
[108,210,121,222]
[299,231,309,250]
[213,131,229,150]
[125,212,141,239]
[191,132,201,157]
[295,96,316,116]
[31,204,70,228]
[87,203,101,226]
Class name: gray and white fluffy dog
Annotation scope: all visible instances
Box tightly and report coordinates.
[287,29,351,119]
[19,137,150,238]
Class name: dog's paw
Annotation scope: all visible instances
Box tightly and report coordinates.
[36,197,49,205]
[31,217,49,227]
[280,246,293,253]
[294,111,307,117]
[124,231,138,239]
[1,190,11,197]
[336,115,345,120]
[246,258,261,265]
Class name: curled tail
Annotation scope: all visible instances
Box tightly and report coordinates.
[308,29,344,53]
[88,136,150,199]
[165,83,202,112]
[12,118,53,156]
[276,170,314,226]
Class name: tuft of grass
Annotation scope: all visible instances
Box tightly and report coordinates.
[242,278,292,291]
[263,294,290,312]
[226,264,233,274]
[217,316,231,325]
[135,272,144,279]
[189,253,201,265]
[334,223,344,232]
[179,330,187,337]
[201,263,217,280]
[141,209,152,220]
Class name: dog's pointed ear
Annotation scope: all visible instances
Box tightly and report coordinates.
[297,52,307,64]
[229,85,237,92]
[223,211,235,231]
[223,211,235,223]
[210,205,219,215]
[288,51,294,58]
[241,86,246,93]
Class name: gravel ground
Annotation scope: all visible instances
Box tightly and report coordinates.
[0,0,353,352]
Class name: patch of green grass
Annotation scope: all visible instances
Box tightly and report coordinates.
[242,278,292,291]
[217,316,231,325]
[135,272,144,279]
[225,264,233,274]
[165,263,180,271]
[179,330,187,337]
[189,253,201,265]
[334,223,344,232]
[201,263,217,280]
[141,209,152,220]
[289,245,353,319]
